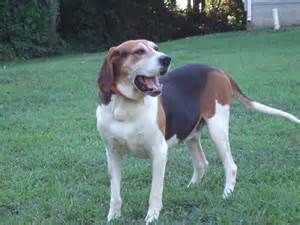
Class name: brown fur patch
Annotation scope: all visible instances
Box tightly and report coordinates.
[157,96,166,135]
[199,70,233,119]
[97,47,118,105]
[229,77,252,108]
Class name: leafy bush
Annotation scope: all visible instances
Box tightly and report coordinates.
[59,0,246,52]
[1,0,246,60]
[0,0,65,61]
[204,0,246,32]
[58,0,185,51]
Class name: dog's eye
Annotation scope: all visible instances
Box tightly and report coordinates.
[135,49,145,55]
[154,46,159,51]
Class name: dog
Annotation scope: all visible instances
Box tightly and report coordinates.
[96,39,300,224]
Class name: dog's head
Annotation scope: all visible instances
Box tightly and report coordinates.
[97,39,171,105]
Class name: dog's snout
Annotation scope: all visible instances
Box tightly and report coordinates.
[159,55,171,67]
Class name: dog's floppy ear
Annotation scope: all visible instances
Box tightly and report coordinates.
[97,47,119,105]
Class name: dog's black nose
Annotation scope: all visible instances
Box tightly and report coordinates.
[159,55,171,67]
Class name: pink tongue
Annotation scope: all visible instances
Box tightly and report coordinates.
[144,78,161,91]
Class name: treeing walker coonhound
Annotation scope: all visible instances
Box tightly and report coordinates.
[96,39,300,224]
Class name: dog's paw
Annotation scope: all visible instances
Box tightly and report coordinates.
[107,208,121,222]
[145,208,160,224]
[187,173,204,188]
[187,179,197,188]
[222,187,234,199]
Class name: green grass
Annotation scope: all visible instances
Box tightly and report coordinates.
[1,29,300,225]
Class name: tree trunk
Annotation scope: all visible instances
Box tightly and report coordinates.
[187,0,192,11]
[193,0,200,14]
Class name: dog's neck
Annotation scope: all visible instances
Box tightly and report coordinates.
[115,79,144,101]
[108,94,157,122]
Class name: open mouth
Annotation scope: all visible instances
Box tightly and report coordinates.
[134,75,162,96]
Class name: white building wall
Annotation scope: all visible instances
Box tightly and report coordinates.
[244,0,300,28]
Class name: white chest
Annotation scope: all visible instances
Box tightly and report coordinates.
[96,96,164,158]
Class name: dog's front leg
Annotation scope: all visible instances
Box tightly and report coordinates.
[106,149,123,222]
[145,141,168,224]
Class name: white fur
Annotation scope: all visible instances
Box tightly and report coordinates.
[251,101,300,124]
[166,135,179,148]
[133,51,166,78]
[205,101,237,199]
[97,96,165,158]
[186,137,209,188]
[97,95,168,224]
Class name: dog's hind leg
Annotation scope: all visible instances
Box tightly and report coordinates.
[205,101,237,199]
[186,137,209,188]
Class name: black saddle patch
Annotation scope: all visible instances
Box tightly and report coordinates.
[159,64,216,141]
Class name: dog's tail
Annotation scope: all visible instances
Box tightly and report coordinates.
[229,77,300,124]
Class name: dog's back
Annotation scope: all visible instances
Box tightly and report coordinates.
[159,64,231,141]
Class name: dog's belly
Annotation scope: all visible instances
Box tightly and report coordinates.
[108,127,154,158]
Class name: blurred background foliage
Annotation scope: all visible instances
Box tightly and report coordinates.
[0,0,245,61]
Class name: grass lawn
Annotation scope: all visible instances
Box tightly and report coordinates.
[1,29,300,225]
